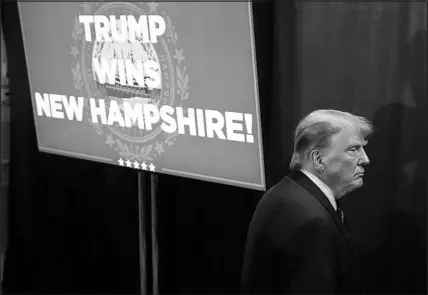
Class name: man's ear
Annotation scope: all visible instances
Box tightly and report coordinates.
[310,149,325,170]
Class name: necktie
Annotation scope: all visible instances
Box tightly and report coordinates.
[337,207,351,238]
[337,207,345,224]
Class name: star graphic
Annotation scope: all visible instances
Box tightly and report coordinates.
[105,134,115,147]
[173,48,186,65]
[148,2,159,14]
[118,158,124,166]
[81,2,92,13]
[125,159,132,168]
[133,160,139,169]
[149,163,155,172]
[70,45,79,58]
[154,141,164,154]
[141,162,148,170]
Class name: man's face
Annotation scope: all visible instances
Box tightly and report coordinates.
[321,127,370,198]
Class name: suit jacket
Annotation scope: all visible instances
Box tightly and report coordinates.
[241,171,365,294]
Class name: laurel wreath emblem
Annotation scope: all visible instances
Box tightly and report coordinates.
[71,2,189,161]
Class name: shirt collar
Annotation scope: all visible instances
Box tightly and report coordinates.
[301,169,337,211]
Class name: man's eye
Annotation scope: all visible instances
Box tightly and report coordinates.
[348,148,357,153]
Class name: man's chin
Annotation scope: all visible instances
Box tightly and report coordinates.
[337,180,364,199]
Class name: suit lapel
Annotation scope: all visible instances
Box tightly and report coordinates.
[287,170,354,251]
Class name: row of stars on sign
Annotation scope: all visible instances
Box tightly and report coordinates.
[118,158,156,172]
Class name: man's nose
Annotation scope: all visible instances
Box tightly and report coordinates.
[359,148,370,165]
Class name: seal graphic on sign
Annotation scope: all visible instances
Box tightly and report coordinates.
[71,1,189,161]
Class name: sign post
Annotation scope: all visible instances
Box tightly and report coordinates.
[150,173,159,295]
[137,171,148,295]
[137,171,159,295]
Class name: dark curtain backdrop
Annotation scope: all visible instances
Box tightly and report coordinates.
[1,8,10,294]
[1,1,427,294]
[296,3,427,294]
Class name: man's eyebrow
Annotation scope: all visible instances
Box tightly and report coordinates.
[348,139,367,147]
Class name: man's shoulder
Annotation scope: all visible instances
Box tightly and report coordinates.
[262,175,310,203]
[247,176,334,247]
[255,175,329,221]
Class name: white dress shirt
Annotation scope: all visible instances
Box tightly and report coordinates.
[301,169,337,211]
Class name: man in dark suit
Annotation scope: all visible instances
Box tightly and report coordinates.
[241,109,372,294]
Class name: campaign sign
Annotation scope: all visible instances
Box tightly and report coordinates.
[18,2,265,191]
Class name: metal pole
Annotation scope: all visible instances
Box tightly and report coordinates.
[138,171,148,295]
[150,173,159,295]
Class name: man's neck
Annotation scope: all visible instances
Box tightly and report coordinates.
[300,169,337,211]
